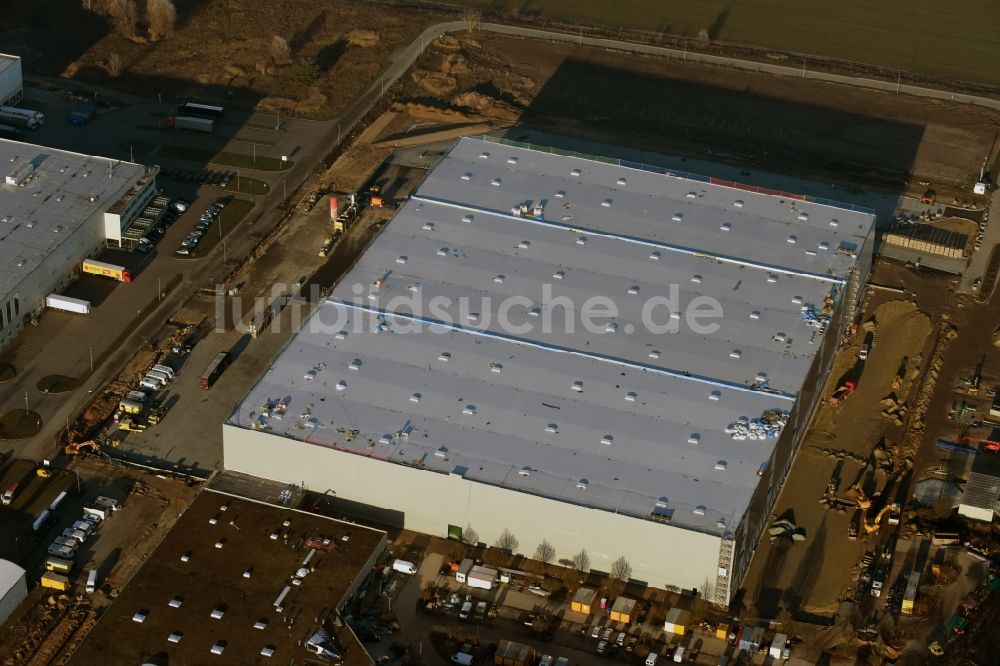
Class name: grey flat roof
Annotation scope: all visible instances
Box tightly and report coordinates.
[0,54,19,76]
[231,137,874,534]
[0,139,146,300]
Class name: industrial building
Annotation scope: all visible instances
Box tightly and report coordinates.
[0,558,27,627]
[0,54,23,107]
[68,489,387,666]
[223,136,876,605]
[0,139,156,349]
[958,452,1000,522]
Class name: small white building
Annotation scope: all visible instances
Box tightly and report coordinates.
[959,453,1000,522]
[0,54,23,107]
[0,559,27,626]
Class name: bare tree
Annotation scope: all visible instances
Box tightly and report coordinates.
[461,524,478,546]
[494,528,519,553]
[146,0,176,41]
[571,549,590,572]
[270,35,292,65]
[106,53,124,77]
[610,556,632,582]
[534,540,555,564]
[461,9,481,33]
[113,0,138,38]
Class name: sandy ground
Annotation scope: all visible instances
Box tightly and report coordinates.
[399,34,998,203]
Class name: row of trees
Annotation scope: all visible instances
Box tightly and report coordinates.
[82,0,177,42]
[464,524,633,581]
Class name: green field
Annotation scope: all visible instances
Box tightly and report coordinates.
[445,0,1000,87]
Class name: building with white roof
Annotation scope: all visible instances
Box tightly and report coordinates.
[0,54,23,107]
[223,136,875,604]
[0,559,27,626]
[0,139,157,349]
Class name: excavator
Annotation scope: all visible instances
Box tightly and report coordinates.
[830,380,856,406]
[65,440,101,456]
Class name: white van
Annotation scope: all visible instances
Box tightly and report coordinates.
[146,370,170,384]
[451,653,473,666]
[125,390,147,402]
[86,569,97,593]
[391,559,416,575]
[645,652,658,666]
[673,646,684,663]
[459,601,473,619]
[138,378,160,392]
[151,364,175,379]
[142,374,166,388]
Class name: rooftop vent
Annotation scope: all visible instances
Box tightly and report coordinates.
[461,173,472,181]
[254,619,268,630]
[463,405,477,414]
[754,372,768,383]
[553,270,565,279]
[168,632,182,644]
[437,247,448,256]
[600,435,614,446]
[625,391,637,402]
[791,295,802,304]
[491,178,501,187]
[733,200,744,208]
[829,219,839,227]
[655,498,669,508]
[462,215,473,223]
[180,552,191,562]
[434,448,447,458]
[693,506,706,516]
[672,213,683,222]
[349,359,362,371]
[749,311,760,320]
[555,190,565,198]
[545,423,558,433]
[210,606,225,619]
[766,274,778,283]
[518,466,531,477]
[396,255,408,264]
[627,285,640,295]
[493,275,505,283]
[438,352,451,362]
[210,642,226,655]
[616,177,627,185]
[729,350,742,359]
[691,275,702,283]
[576,479,588,490]
[601,199,612,207]
[517,240,530,249]
[336,380,347,391]
[773,332,787,343]
[818,241,830,250]
[686,191,697,198]
[422,222,434,231]
[605,322,617,333]
[649,251,661,261]
[507,156,518,164]
[708,390,722,401]
[688,434,701,444]
[209,515,218,525]
[335,330,347,340]
[214,539,225,549]
[797,212,809,221]
[577,236,587,245]
[571,380,584,392]
[648,350,661,359]
[479,152,489,159]
[132,612,147,623]
[410,392,421,403]
[169,597,182,608]
[528,306,541,317]
[787,235,797,244]
[715,461,728,471]
[571,169,581,177]
[261,646,276,657]
[720,223,731,231]
[467,312,479,322]
[243,568,252,579]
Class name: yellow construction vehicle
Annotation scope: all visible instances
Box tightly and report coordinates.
[65,440,101,456]
[864,503,901,534]
[118,416,147,432]
[36,467,51,478]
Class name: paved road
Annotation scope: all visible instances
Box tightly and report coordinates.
[958,188,1000,295]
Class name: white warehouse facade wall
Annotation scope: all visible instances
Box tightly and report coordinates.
[0,560,27,627]
[0,55,23,107]
[223,424,724,594]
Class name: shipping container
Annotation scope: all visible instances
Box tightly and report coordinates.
[467,565,497,590]
[41,572,70,591]
[171,115,214,132]
[200,352,231,388]
[45,557,73,574]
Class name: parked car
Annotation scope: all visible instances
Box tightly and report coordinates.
[591,625,602,639]
[596,641,607,655]
[175,248,191,256]
[171,198,190,213]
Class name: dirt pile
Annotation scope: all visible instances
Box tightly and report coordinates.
[897,317,960,462]
[451,91,519,121]
[346,29,380,47]
[411,69,458,97]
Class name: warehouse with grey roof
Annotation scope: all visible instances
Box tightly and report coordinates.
[0,139,157,349]
[223,136,875,604]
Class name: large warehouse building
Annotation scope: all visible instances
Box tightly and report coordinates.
[0,54,23,107]
[0,559,26,627]
[223,136,875,605]
[0,139,157,349]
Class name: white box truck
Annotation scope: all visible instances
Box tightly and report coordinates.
[392,559,417,575]
[45,294,91,314]
[466,565,497,590]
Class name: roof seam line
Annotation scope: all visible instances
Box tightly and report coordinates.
[329,298,797,402]
[410,194,846,285]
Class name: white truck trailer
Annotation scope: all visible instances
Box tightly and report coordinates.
[466,565,497,590]
[45,294,91,314]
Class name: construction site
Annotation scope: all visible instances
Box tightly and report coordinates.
[0,6,999,664]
